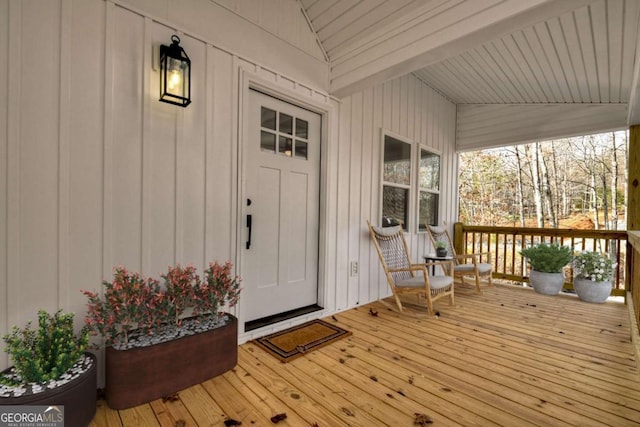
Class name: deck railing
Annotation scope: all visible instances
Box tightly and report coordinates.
[453,223,629,297]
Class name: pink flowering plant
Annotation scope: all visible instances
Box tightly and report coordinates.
[81,267,162,346]
[193,261,242,317]
[82,261,241,348]
[160,265,200,327]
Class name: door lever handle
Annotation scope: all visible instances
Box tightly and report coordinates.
[246,214,252,249]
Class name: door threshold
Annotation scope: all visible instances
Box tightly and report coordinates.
[245,304,323,332]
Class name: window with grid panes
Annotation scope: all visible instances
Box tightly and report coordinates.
[382,134,411,230]
[260,107,309,159]
[381,132,440,232]
[418,148,440,230]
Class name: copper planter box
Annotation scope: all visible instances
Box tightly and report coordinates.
[105,314,238,409]
[0,352,97,427]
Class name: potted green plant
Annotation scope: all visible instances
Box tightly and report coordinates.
[572,251,614,303]
[435,240,448,257]
[82,261,241,409]
[520,243,573,295]
[0,310,97,427]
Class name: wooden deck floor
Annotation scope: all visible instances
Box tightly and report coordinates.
[90,285,640,426]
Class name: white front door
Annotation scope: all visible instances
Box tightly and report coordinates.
[243,89,321,323]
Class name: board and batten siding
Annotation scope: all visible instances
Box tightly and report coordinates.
[0,0,459,375]
[334,74,458,312]
[0,0,332,371]
[116,0,328,88]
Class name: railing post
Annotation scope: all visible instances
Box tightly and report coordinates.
[454,222,464,255]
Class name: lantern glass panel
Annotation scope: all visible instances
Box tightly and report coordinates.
[167,58,185,97]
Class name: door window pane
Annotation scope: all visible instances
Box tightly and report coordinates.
[279,136,292,156]
[382,186,408,230]
[384,136,411,185]
[295,141,308,159]
[420,150,440,190]
[280,113,293,135]
[261,131,276,152]
[261,107,276,130]
[296,118,308,139]
[419,192,438,230]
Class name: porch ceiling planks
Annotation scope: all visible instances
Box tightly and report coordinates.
[416,0,640,105]
[91,285,640,426]
[319,0,601,98]
[455,103,629,151]
[299,0,640,125]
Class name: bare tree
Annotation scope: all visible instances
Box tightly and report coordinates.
[548,141,562,219]
[588,137,600,229]
[458,130,628,228]
[611,132,618,230]
[560,146,569,217]
[527,144,545,227]
[623,131,629,226]
[514,146,526,227]
[539,146,557,227]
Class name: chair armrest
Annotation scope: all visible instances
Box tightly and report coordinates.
[413,261,455,277]
[415,261,449,268]
[388,266,425,274]
[388,265,429,280]
[407,264,429,273]
[391,264,440,274]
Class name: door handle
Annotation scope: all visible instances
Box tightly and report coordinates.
[246,214,252,249]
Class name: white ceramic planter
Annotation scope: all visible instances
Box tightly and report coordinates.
[573,278,611,303]
[529,270,565,295]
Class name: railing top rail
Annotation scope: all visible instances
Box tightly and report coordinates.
[459,224,628,240]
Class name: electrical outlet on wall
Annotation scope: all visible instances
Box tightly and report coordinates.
[350,261,359,277]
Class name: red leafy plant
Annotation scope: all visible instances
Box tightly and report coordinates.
[193,261,241,317]
[160,265,201,327]
[81,262,241,347]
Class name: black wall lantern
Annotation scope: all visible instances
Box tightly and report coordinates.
[159,35,191,107]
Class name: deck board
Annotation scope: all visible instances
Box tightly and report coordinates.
[340,302,638,425]
[177,385,228,425]
[90,285,640,426]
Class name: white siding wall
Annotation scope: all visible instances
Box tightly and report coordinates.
[0,0,458,375]
[0,0,330,371]
[333,75,458,312]
[117,0,327,88]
